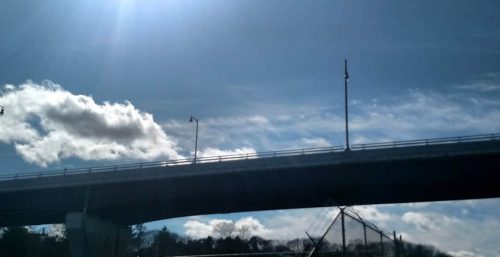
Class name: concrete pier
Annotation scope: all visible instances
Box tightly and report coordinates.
[65,213,130,257]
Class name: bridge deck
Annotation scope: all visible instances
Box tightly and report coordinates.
[1,135,500,226]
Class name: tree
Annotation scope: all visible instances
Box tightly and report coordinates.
[237,225,251,240]
[287,238,303,252]
[0,227,30,257]
[213,221,235,239]
[152,226,181,257]
[248,236,272,252]
[133,224,148,256]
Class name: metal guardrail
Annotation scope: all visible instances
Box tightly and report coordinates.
[0,133,499,181]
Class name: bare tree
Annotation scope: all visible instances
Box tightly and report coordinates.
[213,221,235,238]
[237,225,251,240]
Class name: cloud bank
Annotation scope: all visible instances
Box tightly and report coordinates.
[164,89,500,152]
[0,81,182,166]
[183,207,340,240]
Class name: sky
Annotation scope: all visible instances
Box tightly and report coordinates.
[1,1,500,256]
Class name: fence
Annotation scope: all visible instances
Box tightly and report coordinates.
[0,132,499,181]
[306,207,402,257]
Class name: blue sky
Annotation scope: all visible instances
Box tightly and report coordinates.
[1,1,500,256]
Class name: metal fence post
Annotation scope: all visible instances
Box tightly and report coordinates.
[399,235,403,256]
[393,231,399,257]
[380,231,384,257]
[341,208,346,257]
[363,223,368,250]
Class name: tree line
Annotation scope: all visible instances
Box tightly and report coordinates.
[0,224,454,257]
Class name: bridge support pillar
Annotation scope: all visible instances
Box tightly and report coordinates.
[65,212,130,257]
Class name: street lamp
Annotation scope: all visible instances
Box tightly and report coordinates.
[344,59,350,151]
[189,115,199,164]
[0,105,4,116]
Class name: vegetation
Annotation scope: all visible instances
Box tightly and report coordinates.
[0,226,68,257]
[0,224,453,257]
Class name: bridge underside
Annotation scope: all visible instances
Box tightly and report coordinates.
[1,149,499,227]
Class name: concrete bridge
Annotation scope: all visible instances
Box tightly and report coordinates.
[1,133,500,257]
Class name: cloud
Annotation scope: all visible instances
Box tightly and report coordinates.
[397,209,500,257]
[0,81,182,166]
[184,217,271,239]
[234,217,271,238]
[454,72,500,93]
[184,220,216,239]
[182,207,341,241]
[340,202,500,257]
[197,147,256,158]
[185,147,257,163]
[402,212,438,232]
[300,137,331,148]
[448,250,485,257]
[455,84,500,93]
[351,206,393,225]
[164,89,500,155]
[178,199,500,256]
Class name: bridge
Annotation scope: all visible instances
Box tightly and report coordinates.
[1,133,499,257]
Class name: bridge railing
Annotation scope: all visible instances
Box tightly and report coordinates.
[1,133,499,181]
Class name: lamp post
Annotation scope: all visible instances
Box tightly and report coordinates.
[189,115,199,164]
[0,105,4,116]
[344,59,350,151]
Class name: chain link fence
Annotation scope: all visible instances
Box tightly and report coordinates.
[306,207,402,257]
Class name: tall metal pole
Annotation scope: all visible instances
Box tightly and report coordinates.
[344,59,350,150]
[341,208,346,257]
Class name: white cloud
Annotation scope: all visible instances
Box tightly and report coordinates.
[402,212,438,232]
[164,89,500,155]
[178,199,500,256]
[184,217,271,239]
[331,202,500,257]
[300,137,331,148]
[349,90,500,141]
[184,220,214,239]
[181,207,342,241]
[234,217,271,238]
[198,147,257,158]
[258,207,339,240]
[454,72,500,93]
[399,210,500,257]
[352,206,393,225]
[191,147,257,163]
[0,81,182,166]
[448,250,485,257]
[455,83,500,93]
